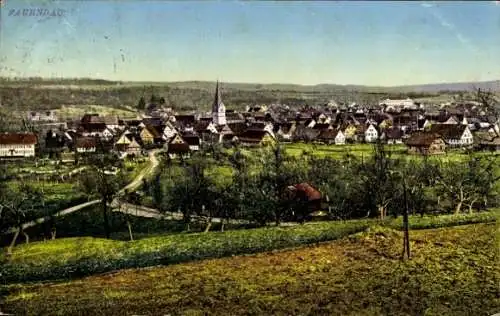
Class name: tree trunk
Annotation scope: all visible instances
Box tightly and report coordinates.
[51,228,56,240]
[8,228,20,254]
[23,231,30,244]
[220,220,225,232]
[102,199,110,239]
[378,205,386,220]
[204,218,212,233]
[127,219,134,241]
[454,201,463,214]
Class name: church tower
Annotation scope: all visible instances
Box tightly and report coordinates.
[212,80,226,126]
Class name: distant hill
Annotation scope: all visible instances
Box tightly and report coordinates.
[0,77,498,112]
[1,77,499,93]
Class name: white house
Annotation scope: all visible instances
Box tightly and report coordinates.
[162,122,178,141]
[334,130,346,145]
[0,133,37,158]
[379,98,416,109]
[429,124,473,147]
[364,124,379,143]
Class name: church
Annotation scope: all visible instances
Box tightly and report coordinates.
[212,81,226,126]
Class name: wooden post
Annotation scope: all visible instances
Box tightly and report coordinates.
[402,179,411,260]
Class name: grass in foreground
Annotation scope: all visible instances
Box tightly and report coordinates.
[0,211,497,285]
[2,223,498,315]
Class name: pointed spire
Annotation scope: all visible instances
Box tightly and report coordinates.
[213,80,221,113]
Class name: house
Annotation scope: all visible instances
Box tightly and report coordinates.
[428,124,473,147]
[75,137,97,154]
[162,121,178,141]
[275,122,296,142]
[405,132,446,155]
[80,114,106,137]
[237,129,276,147]
[383,127,403,144]
[166,134,191,159]
[181,132,201,151]
[293,126,320,143]
[317,129,345,145]
[0,133,37,158]
[114,132,143,157]
[287,182,323,221]
[27,110,58,122]
[140,125,162,145]
[44,130,72,158]
[364,124,379,143]
[342,124,358,142]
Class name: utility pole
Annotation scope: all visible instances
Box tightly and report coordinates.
[402,178,411,260]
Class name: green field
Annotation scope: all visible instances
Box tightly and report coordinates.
[55,104,138,120]
[2,221,498,315]
[1,211,496,284]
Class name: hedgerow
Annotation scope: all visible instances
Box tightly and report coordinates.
[1,211,497,284]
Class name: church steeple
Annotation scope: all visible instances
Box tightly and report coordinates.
[212,80,226,125]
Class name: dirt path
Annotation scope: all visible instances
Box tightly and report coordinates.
[3,150,162,235]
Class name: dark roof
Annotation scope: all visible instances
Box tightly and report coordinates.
[143,125,162,138]
[317,129,339,140]
[168,142,190,153]
[75,137,97,148]
[384,127,403,139]
[238,130,271,143]
[81,114,103,124]
[174,115,196,124]
[294,126,320,141]
[405,132,443,147]
[142,117,164,126]
[313,123,330,130]
[194,121,211,132]
[0,133,37,145]
[429,124,467,139]
[228,122,248,136]
[181,132,200,146]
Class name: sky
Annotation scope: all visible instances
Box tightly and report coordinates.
[1,0,499,86]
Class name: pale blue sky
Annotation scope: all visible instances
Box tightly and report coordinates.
[1,1,499,86]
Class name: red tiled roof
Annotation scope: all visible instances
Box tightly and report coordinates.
[0,133,37,145]
[293,183,322,201]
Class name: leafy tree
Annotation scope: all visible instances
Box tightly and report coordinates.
[436,154,500,214]
[1,182,44,254]
[137,96,146,110]
[150,93,158,104]
[256,142,301,225]
[358,141,401,219]
[80,153,124,238]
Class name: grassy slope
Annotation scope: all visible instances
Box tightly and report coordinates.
[0,212,496,284]
[2,222,498,316]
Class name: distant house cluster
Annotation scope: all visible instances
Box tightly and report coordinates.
[1,82,499,160]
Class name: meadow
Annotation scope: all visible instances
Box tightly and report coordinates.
[0,211,496,284]
[2,221,498,315]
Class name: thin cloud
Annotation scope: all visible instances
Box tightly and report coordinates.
[422,4,479,53]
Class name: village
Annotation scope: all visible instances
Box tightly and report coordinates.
[1,82,500,161]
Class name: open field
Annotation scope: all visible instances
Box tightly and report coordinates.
[54,104,138,119]
[2,221,498,315]
[0,211,496,284]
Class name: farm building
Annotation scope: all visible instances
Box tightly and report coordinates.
[405,132,446,155]
[0,132,38,158]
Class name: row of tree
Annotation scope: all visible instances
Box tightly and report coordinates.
[148,142,499,231]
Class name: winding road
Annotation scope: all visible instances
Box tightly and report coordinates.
[3,150,162,235]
